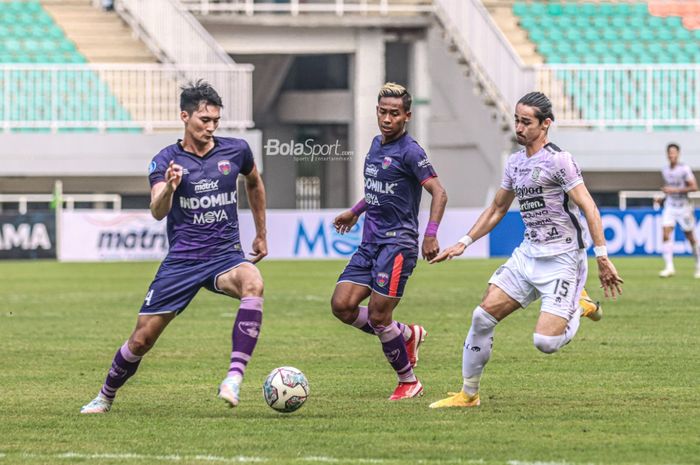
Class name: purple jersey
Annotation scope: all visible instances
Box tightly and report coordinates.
[362,133,437,247]
[148,136,255,259]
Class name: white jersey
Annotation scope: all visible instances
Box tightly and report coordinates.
[502,143,587,258]
[662,163,695,209]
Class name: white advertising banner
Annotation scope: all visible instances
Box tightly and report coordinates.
[59,209,487,261]
[59,210,168,261]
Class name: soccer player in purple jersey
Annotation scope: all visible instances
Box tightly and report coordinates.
[81,80,268,413]
[428,92,623,408]
[331,83,448,400]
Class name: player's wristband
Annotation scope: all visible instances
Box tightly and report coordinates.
[350,199,367,216]
[458,235,474,248]
[424,221,439,237]
[593,246,608,258]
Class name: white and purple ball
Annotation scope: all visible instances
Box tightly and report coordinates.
[262,366,309,413]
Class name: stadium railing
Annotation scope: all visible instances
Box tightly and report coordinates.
[433,0,533,129]
[117,0,236,66]
[180,0,433,16]
[537,65,700,130]
[0,63,254,132]
[618,190,700,210]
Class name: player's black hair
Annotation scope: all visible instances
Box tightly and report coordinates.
[378,82,412,112]
[667,143,680,152]
[180,79,223,114]
[517,92,555,123]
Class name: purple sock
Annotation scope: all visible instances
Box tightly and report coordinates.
[352,306,411,340]
[351,306,375,335]
[100,341,142,401]
[373,323,416,383]
[227,296,263,378]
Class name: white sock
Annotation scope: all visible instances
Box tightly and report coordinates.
[663,240,674,270]
[461,306,498,396]
[694,243,700,269]
[563,310,581,346]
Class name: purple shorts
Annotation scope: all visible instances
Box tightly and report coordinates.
[139,252,249,315]
[337,243,418,298]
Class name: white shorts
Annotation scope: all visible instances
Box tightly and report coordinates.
[662,204,695,232]
[488,246,588,321]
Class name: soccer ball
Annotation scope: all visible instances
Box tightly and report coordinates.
[262,366,309,413]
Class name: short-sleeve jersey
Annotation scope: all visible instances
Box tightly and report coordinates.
[662,163,695,208]
[501,142,587,257]
[362,133,437,247]
[148,136,255,260]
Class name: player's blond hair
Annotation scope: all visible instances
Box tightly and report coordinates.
[378,82,412,112]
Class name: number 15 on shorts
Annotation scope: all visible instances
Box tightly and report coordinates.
[553,279,570,297]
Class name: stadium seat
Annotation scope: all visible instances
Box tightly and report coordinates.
[0,0,134,131]
[512,1,697,128]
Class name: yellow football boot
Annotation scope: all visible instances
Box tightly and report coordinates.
[579,288,602,321]
[429,390,480,409]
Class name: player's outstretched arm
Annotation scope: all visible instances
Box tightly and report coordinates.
[568,183,624,298]
[421,177,448,261]
[333,199,365,234]
[430,188,514,264]
[150,160,182,220]
[245,165,268,263]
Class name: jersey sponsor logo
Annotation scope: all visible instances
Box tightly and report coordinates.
[417,158,431,168]
[364,193,380,206]
[382,157,393,169]
[192,179,220,194]
[376,272,389,287]
[365,178,397,195]
[365,164,379,178]
[218,160,232,175]
[514,185,543,200]
[148,161,157,174]
[238,321,260,338]
[193,209,229,224]
[519,196,546,212]
[179,191,237,210]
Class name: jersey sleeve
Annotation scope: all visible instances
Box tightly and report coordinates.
[240,140,255,176]
[501,156,514,191]
[405,144,437,185]
[684,166,696,185]
[147,152,168,187]
[551,152,583,192]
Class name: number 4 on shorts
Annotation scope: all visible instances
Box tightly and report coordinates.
[144,289,155,306]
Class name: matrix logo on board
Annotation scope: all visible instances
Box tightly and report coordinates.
[98,230,167,251]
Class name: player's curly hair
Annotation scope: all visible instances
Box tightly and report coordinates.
[180,79,223,114]
[517,92,555,123]
[378,82,412,112]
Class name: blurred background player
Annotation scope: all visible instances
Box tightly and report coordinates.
[331,82,447,400]
[81,81,268,413]
[428,92,623,409]
[658,143,700,278]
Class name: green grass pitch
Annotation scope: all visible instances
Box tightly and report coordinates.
[0,258,698,465]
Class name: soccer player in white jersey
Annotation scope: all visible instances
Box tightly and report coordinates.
[658,143,700,278]
[427,92,623,408]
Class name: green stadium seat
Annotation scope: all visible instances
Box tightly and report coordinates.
[546,3,563,16]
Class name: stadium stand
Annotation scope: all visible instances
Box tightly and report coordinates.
[512,1,700,65]
[0,0,143,132]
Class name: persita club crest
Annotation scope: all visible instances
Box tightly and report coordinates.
[218,160,231,175]
[376,272,389,287]
[382,157,392,169]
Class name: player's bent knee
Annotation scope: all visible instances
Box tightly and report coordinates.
[533,333,565,354]
[241,278,264,297]
[129,335,155,355]
[330,296,354,321]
